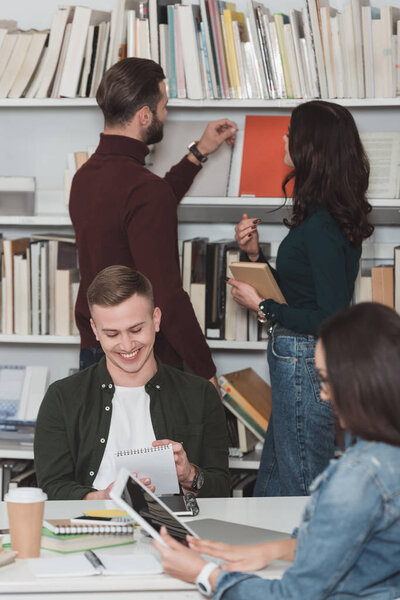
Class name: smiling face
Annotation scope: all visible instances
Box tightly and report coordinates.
[90,294,161,387]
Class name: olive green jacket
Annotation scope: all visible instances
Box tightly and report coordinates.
[34,358,229,500]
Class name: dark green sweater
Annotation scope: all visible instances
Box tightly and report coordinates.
[259,207,361,335]
[34,358,229,500]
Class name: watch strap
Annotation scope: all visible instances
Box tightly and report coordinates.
[195,562,219,597]
[187,141,208,163]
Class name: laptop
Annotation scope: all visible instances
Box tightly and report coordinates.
[110,468,289,548]
[0,365,48,444]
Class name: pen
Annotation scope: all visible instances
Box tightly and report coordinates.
[84,550,106,574]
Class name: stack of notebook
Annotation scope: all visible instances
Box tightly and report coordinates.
[41,518,135,553]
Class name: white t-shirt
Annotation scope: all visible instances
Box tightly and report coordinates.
[93,385,156,491]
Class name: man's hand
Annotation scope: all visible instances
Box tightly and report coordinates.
[194,119,238,158]
[227,278,263,312]
[235,213,261,260]
[83,473,154,500]
[152,439,195,489]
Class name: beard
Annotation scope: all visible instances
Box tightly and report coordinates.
[144,113,164,145]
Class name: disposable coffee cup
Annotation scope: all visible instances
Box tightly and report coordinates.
[5,487,47,559]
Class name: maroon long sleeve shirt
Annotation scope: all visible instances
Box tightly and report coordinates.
[69,134,216,379]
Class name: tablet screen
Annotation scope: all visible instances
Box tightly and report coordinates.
[121,476,193,545]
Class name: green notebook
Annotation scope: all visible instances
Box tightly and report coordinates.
[40,527,135,554]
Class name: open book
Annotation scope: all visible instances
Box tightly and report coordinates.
[229,262,286,304]
[27,553,162,578]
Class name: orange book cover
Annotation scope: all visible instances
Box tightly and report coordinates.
[239,115,295,198]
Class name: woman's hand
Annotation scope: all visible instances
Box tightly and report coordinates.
[235,213,261,260]
[187,537,297,572]
[153,526,212,584]
[227,279,263,312]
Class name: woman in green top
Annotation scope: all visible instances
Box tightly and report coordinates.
[228,101,374,496]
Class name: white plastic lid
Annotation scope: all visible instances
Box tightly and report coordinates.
[5,487,47,503]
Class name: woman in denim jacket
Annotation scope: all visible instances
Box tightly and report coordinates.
[229,101,374,496]
[154,303,400,599]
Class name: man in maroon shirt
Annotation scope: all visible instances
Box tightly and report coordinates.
[69,57,237,389]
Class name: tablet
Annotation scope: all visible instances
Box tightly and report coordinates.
[110,468,199,547]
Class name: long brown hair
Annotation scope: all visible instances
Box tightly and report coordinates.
[319,303,400,446]
[283,101,374,247]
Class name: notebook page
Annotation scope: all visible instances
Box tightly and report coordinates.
[27,554,162,577]
[115,443,179,495]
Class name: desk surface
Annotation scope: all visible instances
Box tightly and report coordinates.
[0,497,308,599]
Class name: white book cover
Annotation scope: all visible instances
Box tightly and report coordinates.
[199,0,219,98]
[148,0,159,63]
[90,21,111,97]
[40,242,49,336]
[35,6,73,99]
[361,131,400,198]
[289,9,308,99]
[361,6,374,98]
[269,20,287,99]
[380,6,400,98]
[245,0,269,99]
[178,5,204,100]
[302,7,319,97]
[8,31,48,98]
[330,16,345,99]
[351,0,366,98]
[306,0,328,98]
[51,23,72,98]
[0,33,32,99]
[198,29,212,99]
[24,46,48,98]
[126,9,136,57]
[320,6,337,98]
[59,7,110,98]
[261,12,279,99]
[372,17,384,98]
[225,248,240,340]
[137,18,151,59]
[13,254,29,336]
[243,40,262,98]
[0,34,17,80]
[30,242,41,336]
[78,24,94,97]
[173,5,186,98]
[343,4,358,98]
[299,38,314,97]
[274,14,294,99]
[107,0,125,68]
[232,21,247,99]
[284,23,302,98]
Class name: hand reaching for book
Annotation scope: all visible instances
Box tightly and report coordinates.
[227,279,263,312]
[235,213,261,260]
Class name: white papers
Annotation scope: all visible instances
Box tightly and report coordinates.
[115,443,179,495]
[28,553,162,578]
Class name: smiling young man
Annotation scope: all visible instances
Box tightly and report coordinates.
[34,266,229,501]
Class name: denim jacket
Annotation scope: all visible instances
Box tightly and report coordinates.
[215,439,400,600]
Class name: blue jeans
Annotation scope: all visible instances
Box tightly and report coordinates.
[79,347,104,371]
[254,326,335,496]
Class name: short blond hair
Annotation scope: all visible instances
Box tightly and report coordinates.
[87,266,154,312]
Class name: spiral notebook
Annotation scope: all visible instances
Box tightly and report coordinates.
[115,443,179,495]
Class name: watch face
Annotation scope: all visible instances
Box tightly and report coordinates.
[194,469,205,490]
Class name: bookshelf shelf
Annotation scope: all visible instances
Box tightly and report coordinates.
[0,441,33,460]
[1,98,400,109]
[0,335,267,350]
[0,215,72,226]
[229,448,262,470]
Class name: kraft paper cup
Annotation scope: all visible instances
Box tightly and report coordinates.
[5,487,47,559]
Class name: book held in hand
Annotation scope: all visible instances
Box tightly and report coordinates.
[229,261,286,305]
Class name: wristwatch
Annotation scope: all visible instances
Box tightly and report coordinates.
[187,141,208,163]
[191,465,205,491]
[196,562,219,597]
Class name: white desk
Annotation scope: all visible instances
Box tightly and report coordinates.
[0,497,308,599]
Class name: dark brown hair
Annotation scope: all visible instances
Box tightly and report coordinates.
[283,100,374,248]
[87,266,154,311]
[319,302,400,446]
[96,58,165,127]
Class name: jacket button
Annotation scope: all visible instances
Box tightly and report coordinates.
[89,471,94,476]
[108,384,113,389]
[105,406,110,411]
[100,438,106,444]
[101,384,106,389]
[156,385,160,389]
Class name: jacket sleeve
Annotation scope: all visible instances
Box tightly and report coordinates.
[198,382,230,498]
[264,217,354,335]
[163,155,202,203]
[214,463,383,600]
[124,179,216,379]
[34,384,95,501]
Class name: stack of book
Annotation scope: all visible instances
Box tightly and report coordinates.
[0,234,79,336]
[41,518,135,553]
[220,367,272,452]
[1,0,399,100]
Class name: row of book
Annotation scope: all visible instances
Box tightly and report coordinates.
[182,237,272,342]
[0,235,78,336]
[354,253,400,312]
[1,0,400,101]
